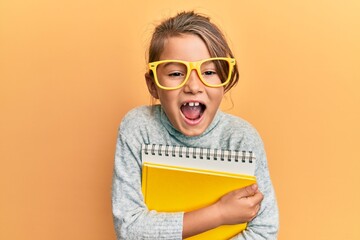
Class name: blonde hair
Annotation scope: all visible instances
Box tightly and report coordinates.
[147,11,239,92]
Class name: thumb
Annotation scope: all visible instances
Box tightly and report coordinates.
[236,184,258,198]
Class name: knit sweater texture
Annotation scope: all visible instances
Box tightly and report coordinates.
[112,105,279,239]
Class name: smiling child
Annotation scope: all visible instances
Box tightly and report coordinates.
[112,11,279,239]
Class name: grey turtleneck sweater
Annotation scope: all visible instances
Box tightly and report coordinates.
[112,105,279,239]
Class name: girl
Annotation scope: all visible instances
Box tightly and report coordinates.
[112,11,279,239]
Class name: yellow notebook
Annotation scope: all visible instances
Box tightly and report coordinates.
[141,144,257,240]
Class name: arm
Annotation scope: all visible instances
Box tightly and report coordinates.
[112,131,183,239]
[231,137,279,240]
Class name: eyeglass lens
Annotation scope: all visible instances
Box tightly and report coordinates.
[155,59,230,88]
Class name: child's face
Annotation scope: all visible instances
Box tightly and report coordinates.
[146,34,224,137]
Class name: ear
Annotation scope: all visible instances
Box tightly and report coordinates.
[145,72,159,99]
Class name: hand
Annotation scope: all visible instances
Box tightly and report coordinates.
[214,184,264,225]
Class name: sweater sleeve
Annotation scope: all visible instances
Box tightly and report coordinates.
[112,128,183,240]
[231,134,279,240]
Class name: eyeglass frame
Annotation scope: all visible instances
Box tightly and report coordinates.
[148,57,236,90]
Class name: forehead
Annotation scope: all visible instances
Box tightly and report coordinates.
[159,34,211,62]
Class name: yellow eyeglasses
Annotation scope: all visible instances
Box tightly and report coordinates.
[148,57,235,90]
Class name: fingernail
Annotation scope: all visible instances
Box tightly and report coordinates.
[252,184,258,190]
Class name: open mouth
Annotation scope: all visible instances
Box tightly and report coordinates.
[180,102,206,121]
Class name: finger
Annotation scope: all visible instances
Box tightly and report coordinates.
[251,191,264,204]
[249,204,262,221]
[236,184,258,198]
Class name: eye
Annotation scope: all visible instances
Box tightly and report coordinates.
[203,70,217,76]
[168,72,185,77]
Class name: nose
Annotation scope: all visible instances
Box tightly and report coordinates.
[183,69,204,94]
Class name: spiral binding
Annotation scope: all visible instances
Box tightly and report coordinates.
[143,144,254,163]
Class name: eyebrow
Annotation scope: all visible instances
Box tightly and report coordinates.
[161,62,186,68]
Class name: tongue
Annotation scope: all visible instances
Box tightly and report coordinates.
[181,105,202,120]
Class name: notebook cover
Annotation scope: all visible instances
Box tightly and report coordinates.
[142,162,256,240]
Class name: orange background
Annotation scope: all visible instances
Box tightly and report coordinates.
[1,1,359,239]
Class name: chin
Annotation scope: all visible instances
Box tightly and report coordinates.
[178,127,206,137]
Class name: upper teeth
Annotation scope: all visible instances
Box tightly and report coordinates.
[185,102,200,107]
